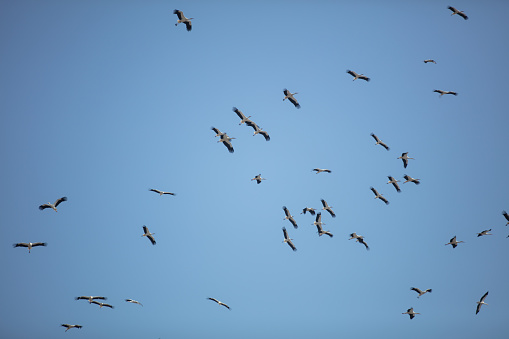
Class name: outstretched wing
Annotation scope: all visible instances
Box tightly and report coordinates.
[54,197,67,207]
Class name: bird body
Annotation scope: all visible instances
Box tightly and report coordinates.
[125,299,143,306]
[370,187,389,205]
[370,133,389,150]
[347,70,370,81]
[411,287,432,298]
[387,176,401,193]
[13,242,47,253]
[149,189,175,196]
[434,89,458,97]
[476,291,489,314]
[448,6,468,20]
[402,307,420,319]
[445,236,464,248]
[208,297,230,310]
[283,89,300,108]
[403,175,420,185]
[61,324,82,332]
[39,197,67,212]
[477,229,492,237]
[320,199,336,218]
[313,212,326,228]
[283,206,298,228]
[142,225,156,245]
[398,152,414,168]
[282,227,297,251]
[251,174,266,184]
[174,9,193,31]
[349,233,369,250]
[313,168,331,174]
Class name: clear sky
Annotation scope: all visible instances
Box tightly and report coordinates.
[1,1,508,338]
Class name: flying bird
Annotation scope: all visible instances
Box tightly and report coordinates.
[370,187,389,205]
[61,324,82,332]
[149,189,175,196]
[347,70,370,82]
[282,206,298,229]
[215,132,235,153]
[387,176,401,193]
[301,207,316,215]
[424,59,437,64]
[403,175,420,185]
[434,89,458,97]
[445,236,464,248]
[402,307,420,319]
[370,133,390,151]
[173,9,193,31]
[398,152,414,168]
[253,125,270,141]
[313,212,326,229]
[411,287,432,298]
[448,6,468,20]
[91,301,114,309]
[283,89,300,108]
[13,242,47,253]
[315,221,333,238]
[349,233,369,250]
[75,296,107,303]
[39,197,67,212]
[207,297,230,310]
[251,174,266,184]
[313,168,331,174]
[502,211,509,225]
[282,227,297,251]
[125,299,143,306]
[320,199,336,218]
[476,291,489,314]
[232,107,252,125]
[477,229,492,237]
[142,225,156,245]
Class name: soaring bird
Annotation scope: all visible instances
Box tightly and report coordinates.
[173,9,193,31]
[387,176,401,193]
[424,59,437,64]
[402,307,420,319]
[313,212,326,229]
[232,107,252,125]
[283,89,300,108]
[253,125,270,141]
[313,168,331,174]
[125,299,143,306]
[347,70,370,82]
[370,187,389,205]
[149,189,175,196]
[301,207,316,215]
[434,89,458,97]
[282,227,297,251]
[403,175,420,185]
[13,242,47,253]
[207,297,230,310]
[398,152,414,168]
[315,221,333,238]
[476,291,489,314]
[91,301,114,309]
[142,225,156,245]
[349,233,369,250]
[39,197,67,212]
[282,206,298,229]
[445,236,464,248]
[502,211,509,225]
[75,296,107,303]
[251,174,266,184]
[216,132,235,153]
[61,324,82,332]
[477,229,492,237]
[411,287,432,298]
[448,6,468,20]
[320,199,336,218]
[370,133,390,151]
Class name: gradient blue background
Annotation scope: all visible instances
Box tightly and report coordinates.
[1,1,508,338]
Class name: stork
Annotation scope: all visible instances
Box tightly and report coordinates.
[125,299,143,306]
[301,207,316,215]
[320,199,336,218]
[347,70,370,82]
[232,107,252,125]
[216,132,235,153]
[402,307,420,319]
[75,296,107,303]
[502,211,509,225]
[434,89,458,97]
[91,301,114,309]
[313,168,331,174]
[207,297,230,310]
[397,152,414,168]
[315,221,333,238]
[448,6,468,20]
[477,229,492,237]
[142,225,156,245]
[312,212,326,229]
[283,89,300,108]
[39,197,67,212]
[370,133,389,151]
[253,125,270,141]
[445,236,464,248]
[387,176,401,193]
[13,242,47,253]
[282,227,297,251]
[424,59,437,64]
[149,189,175,196]
[173,9,193,31]
[476,291,488,314]
[349,233,369,250]
[403,175,420,185]
[410,287,432,298]
[61,324,82,332]
[370,187,389,205]
[282,206,298,228]
[251,174,266,184]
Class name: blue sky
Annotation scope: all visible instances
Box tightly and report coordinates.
[1,1,508,338]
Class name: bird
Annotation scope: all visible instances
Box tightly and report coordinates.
[75,296,107,303]
[282,206,298,229]
[402,307,420,319]
[349,233,369,250]
[445,236,464,248]
[320,199,336,218]
[370,133,389,151]
[282,227,297,251]
[476,291,489,314]
[232,107,252,125]
[217,133,235,153]
[173,9,193,31]
[61,324,82,332]
[477,229,492,237]
[397,152,414,168]
[125,299,143,306]
[313,168,331,174]
[448,6,468,20]
[251,174,266,184]
[403,175,420,185]
[434,89,458,97]
[370,187,389,205]
[313,212,326,229]
[142,225,156,245]
[301,207,316,215]
[39,196,67,212]
[283,89,300,108]
[207,298,230,310]
[13,242,47,253]
[347,70,370,82]
[502,211,509,225]
[91,301,114,309]
[253,125,270,141]
[149,189,175,196]
[315,220,333,238]
[211,127,226,138]
[424,59,437,64]
[387,176,401,193]
[411,287,432,298]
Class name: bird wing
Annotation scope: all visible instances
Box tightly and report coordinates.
[448,91,458,95]
[287,240,297,251]
[173,9,184,20]
[476,303,482,314]
[282,227,289,239]
[283,89,289,96]
[32,242,47,247]
[220,303,230,310]
[321,199,328,208]
[458,12,468,20]
[503,211,509,221]
[185,21,192,31]
[39,204,50,210]
[232,107,245,120]
[90,300,100,305]
[480,291,489,302]
[246,120,259,131]
[380,196,389,205]
[434,90,443,94]
[13,243,28,248]
[392,181,401,192]
[411,287,422,294]
[163,191,176,195]
[208,297,219,303]
[211,127,222,135]
[360,238,370,250]
[104,303,114,308]
[289,217,298,229]
[370,187,378,196]
[447,6,457,13]
[143,225,149,234]
[347,70,356,77]
[380,142,389,150]
[315,212,322,223]
[147,235,156,245]
[222,139,234,153]
[403,158,408,168]
[370,133,380,142]
[92,296,107,300]
[149,189,162,194]
[288,97,300,108]
[327,208,336,218]
[54,197,67,207]
[282,206,290,217]
[359,75,370,82]
[259,130,270,141]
